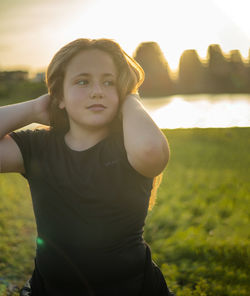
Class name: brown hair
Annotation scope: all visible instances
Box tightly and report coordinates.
[46,38,144,134]
[45,37,162,210]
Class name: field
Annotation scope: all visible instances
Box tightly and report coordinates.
[0,127,249,295]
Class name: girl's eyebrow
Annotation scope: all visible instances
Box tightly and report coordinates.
[73,73,116,79]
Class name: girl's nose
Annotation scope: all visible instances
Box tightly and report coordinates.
[90,83,104,99]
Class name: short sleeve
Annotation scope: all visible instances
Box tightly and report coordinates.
[9,128,49,179]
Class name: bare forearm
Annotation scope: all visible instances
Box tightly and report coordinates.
[0,99,36,138]
[121,94,169,175]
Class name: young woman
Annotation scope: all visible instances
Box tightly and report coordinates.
[0,38,173,295]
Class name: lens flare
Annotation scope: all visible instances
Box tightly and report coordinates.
[36,237,45,246]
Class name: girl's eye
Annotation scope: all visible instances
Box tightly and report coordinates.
[104,80,115,86]
[76,80,88,86]
[75,80,115,86]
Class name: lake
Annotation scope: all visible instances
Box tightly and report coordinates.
[141,94,250,129]
[25,94,250,130]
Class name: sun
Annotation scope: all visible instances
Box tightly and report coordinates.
[1,0,250,71]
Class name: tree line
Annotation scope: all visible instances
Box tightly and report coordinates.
[1,42,250,101]
[134,43,250,97]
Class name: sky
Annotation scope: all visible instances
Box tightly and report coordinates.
[0,0,250,74]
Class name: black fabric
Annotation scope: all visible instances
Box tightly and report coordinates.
[140,243,175,296]
[10,127,172,295]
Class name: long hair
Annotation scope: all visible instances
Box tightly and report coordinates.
[45,38,162,210]
[46,38,144,134]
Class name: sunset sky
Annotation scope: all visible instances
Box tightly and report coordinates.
[0,0,249,74]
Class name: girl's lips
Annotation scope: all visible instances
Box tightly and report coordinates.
[87,104,106,109]
[87,104,106,111]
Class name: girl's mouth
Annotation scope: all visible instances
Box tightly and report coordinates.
[87,104,107,111]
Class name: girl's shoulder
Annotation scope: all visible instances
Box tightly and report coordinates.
[9,125,54,152]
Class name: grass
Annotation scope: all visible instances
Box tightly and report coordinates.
[145,127,250,295]
[0,127,249,295]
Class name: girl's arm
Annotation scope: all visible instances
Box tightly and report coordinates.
[0,94,50,139]
[121,94,170,178]
[0,94,50,173]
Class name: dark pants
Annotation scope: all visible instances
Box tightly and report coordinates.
[139,243,174,296]
[20,244,174,296]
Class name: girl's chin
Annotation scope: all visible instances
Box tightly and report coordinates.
[69,114,120,131]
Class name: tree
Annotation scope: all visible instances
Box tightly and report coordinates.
[178,49,207,93]
[207,44,231,92]
[133,42,174,97]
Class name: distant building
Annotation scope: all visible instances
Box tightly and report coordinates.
[0,70,28,82]
[32,72,46,82]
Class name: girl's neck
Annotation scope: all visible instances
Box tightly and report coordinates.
[64,125,110,152]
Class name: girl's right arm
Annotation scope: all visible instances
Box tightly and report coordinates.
[0,94,50,174]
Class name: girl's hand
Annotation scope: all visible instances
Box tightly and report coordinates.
[33,94,51,125]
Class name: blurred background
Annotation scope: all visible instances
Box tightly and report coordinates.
[0,1,250,295]
[1,0,250,128]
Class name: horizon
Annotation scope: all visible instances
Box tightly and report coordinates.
[1,43,249,78]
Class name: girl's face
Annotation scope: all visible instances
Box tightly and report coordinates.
[59,49,119,132]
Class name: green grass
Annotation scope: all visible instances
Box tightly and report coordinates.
[0,127,249,295]
[145,127,250,295]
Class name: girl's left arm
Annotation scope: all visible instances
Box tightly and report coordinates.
[121,94,170,178]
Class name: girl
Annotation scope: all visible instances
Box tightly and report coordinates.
[0,38,172,295]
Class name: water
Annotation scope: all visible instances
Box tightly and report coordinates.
[26,94,250,130]
[141,94,250,129]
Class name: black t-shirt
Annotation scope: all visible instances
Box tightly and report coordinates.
[10,127,154,292]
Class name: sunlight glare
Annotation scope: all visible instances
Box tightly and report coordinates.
[60,0,226,71]
[213,0,250,38]
[143,96,250,129]
[1,0,250,71]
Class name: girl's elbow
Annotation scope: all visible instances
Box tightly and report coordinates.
[155,146,169,175]
[143,143,170,177]
[149,138,169,165]
[127,138,170,178]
